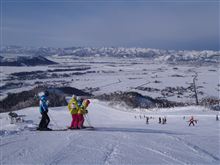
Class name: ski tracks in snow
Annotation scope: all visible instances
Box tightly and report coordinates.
[139,145,187,165]
[102,131,188,165]
[98,129,190,165]
[45,132,83,165]
[0,135,36,164]
[103,143,119,165]
[123,135,189,165]
[166,134,220,162]
[103,133,127,165]
[100,129,219,165]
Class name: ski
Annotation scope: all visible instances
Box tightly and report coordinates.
[80,127,95,130]
[29,128,68,131]
[67,126,95,131]
[29,127,95,131]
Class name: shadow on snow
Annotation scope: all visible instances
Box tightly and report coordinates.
[93,127,189,135]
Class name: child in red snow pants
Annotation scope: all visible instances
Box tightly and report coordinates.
[70,114,78,128]
[77,114,84,129]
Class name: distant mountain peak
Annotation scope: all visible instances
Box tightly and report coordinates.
[0,55,57,66]
[1,46,219,65]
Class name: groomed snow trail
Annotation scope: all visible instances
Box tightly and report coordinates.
[1,100,219,165]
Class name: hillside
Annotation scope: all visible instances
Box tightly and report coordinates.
[0,100,219,165]
[0,86,92,113]
[0,55,57,66]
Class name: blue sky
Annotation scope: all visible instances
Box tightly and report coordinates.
[1,0,219,50]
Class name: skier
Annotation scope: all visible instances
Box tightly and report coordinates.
[159,117,161,124]
[77,97,90,129]
[146,116,149,124]
[216,114,219,121]
[37,90,51,131]
[188,116,196,126]
[163,117,167,124]
[8,112,18,124]
[67,95,79,129]
[162,118,165,124]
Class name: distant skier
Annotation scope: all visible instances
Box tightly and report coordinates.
[216,115,219,121]
[146,116,149,124]
[162,118,165,124]
[8,112,18,124]
[162,117,167,124]
[159,117,161,124]
[37,90,51,131]
[188,116,196,126]
[67,95,79,129]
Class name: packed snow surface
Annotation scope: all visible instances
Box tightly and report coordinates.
[0,100,220,165]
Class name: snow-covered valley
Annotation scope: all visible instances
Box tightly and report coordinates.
[0,100,219,165]
[1,48,219,165]
[1,55,219,103]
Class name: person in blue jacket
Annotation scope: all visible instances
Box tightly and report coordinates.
[37,90,51,130]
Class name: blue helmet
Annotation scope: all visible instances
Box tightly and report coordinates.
[76,96,83,106]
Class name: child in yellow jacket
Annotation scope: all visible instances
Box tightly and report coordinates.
[68,95,79,129]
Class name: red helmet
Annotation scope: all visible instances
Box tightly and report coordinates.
[85,99,90,104]
[83,99,90,108]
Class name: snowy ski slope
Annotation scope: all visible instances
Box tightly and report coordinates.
[0,100,219,165]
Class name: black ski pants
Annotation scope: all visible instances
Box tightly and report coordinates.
[189,121,195,126]
[39,111,50,128]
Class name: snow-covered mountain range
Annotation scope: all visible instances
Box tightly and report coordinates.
[1,46,219,65]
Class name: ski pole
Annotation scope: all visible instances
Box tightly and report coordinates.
[84,114,92,127]
[48,112,62,129]
[84,114,90,126]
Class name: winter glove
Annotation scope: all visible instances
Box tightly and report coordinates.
[80,109,88,114]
